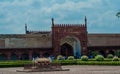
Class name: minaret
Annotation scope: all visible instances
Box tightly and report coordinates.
[25,23,27,34]
[52,18,54,27]
[85,16,87,28]
[51,18,54,50]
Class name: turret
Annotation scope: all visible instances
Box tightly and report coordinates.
[52,18,54,27]
[85,16,87,27]
[25,23,27,34]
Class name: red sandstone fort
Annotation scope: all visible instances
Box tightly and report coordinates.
[0,17,120,60]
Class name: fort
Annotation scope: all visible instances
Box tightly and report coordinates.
[0,17,120,60]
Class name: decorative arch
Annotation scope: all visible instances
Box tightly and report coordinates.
[21,53,29,60]
[43,52,50,58]
[60,36,81,58]
[32,52,39,58]
[99,50,105,57]
[108,50,115,55]
[0,54,7,61]
[60,43,73,57]
[11,53,18,60]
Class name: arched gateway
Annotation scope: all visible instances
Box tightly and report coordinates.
[52,17,88,58]
[60,36,81,58]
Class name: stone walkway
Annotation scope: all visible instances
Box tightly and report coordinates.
[0,65,120,74]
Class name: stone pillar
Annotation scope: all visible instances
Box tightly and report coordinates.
[18,52,22,60]
[7,52,11,60]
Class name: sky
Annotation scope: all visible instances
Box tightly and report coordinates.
[0,0,120,34]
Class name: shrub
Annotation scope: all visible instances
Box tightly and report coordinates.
[90,51,99,58]
[57,55,64,60]
[107,54,113,58]
[53,60,120,65]
[95,55,104,61]
[67,56,74,60]
[0,60,32,68]
[112,56,119,61]
[81,55,88,61]
[115,50,120,58]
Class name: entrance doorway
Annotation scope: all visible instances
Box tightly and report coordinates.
[60,36,81,58]
[60,43,73,57]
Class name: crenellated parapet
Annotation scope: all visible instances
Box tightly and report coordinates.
[26,30,51,34]
[54,24,86,28]
[52,24,87,33]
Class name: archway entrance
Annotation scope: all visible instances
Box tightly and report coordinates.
[60,36,81,58]
[61,43,73,57]
[99,50,105,57]
[11,53,18,60]
[21,53,29,60]
[0,54,7,61]
[43,53,50,58]
[32,52,39,58]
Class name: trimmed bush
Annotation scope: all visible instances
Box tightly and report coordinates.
[95,55,104,61]
[112,56,119,61]
[53,60,120,65]
[57,55,64,60]
[0,60,32,68]
[107,54,113,58]
[67,56,74,60]
[81,55,88,61]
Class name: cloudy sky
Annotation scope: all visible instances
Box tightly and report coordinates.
[0,0,120,34]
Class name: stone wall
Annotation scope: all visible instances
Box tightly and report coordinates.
[0,34,52,48]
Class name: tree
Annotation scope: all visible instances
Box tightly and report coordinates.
[116,11,120,18]
[115,50,120,57]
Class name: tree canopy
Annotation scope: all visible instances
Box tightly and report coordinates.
[116,11,120,18]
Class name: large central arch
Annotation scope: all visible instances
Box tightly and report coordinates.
[60,36,81,58]
[60,43,73,56]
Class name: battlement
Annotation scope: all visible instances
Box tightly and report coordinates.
[27,30,51,34]
[54,24,86,27]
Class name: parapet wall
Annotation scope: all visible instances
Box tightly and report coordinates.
[54,24,86,28]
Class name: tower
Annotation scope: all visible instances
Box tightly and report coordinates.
[52,17,88,57]
[25,23,28,34]
[85,16,87,27]
[52,18,54,26]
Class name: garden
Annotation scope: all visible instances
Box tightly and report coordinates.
[1,53,120,68]
[51,50,120,66]
[52,54,120,65]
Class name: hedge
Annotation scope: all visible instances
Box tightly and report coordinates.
[0,60,32,68]
[1,59,120,68]
[52,60,120,65]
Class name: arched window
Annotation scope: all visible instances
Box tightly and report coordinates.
[11,53,18,60]
[0,54,7,61]
[21,53,29,60]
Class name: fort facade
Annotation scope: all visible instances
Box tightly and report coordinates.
[0,17,120,60]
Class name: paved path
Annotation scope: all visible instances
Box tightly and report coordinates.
[0,65,120,74]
